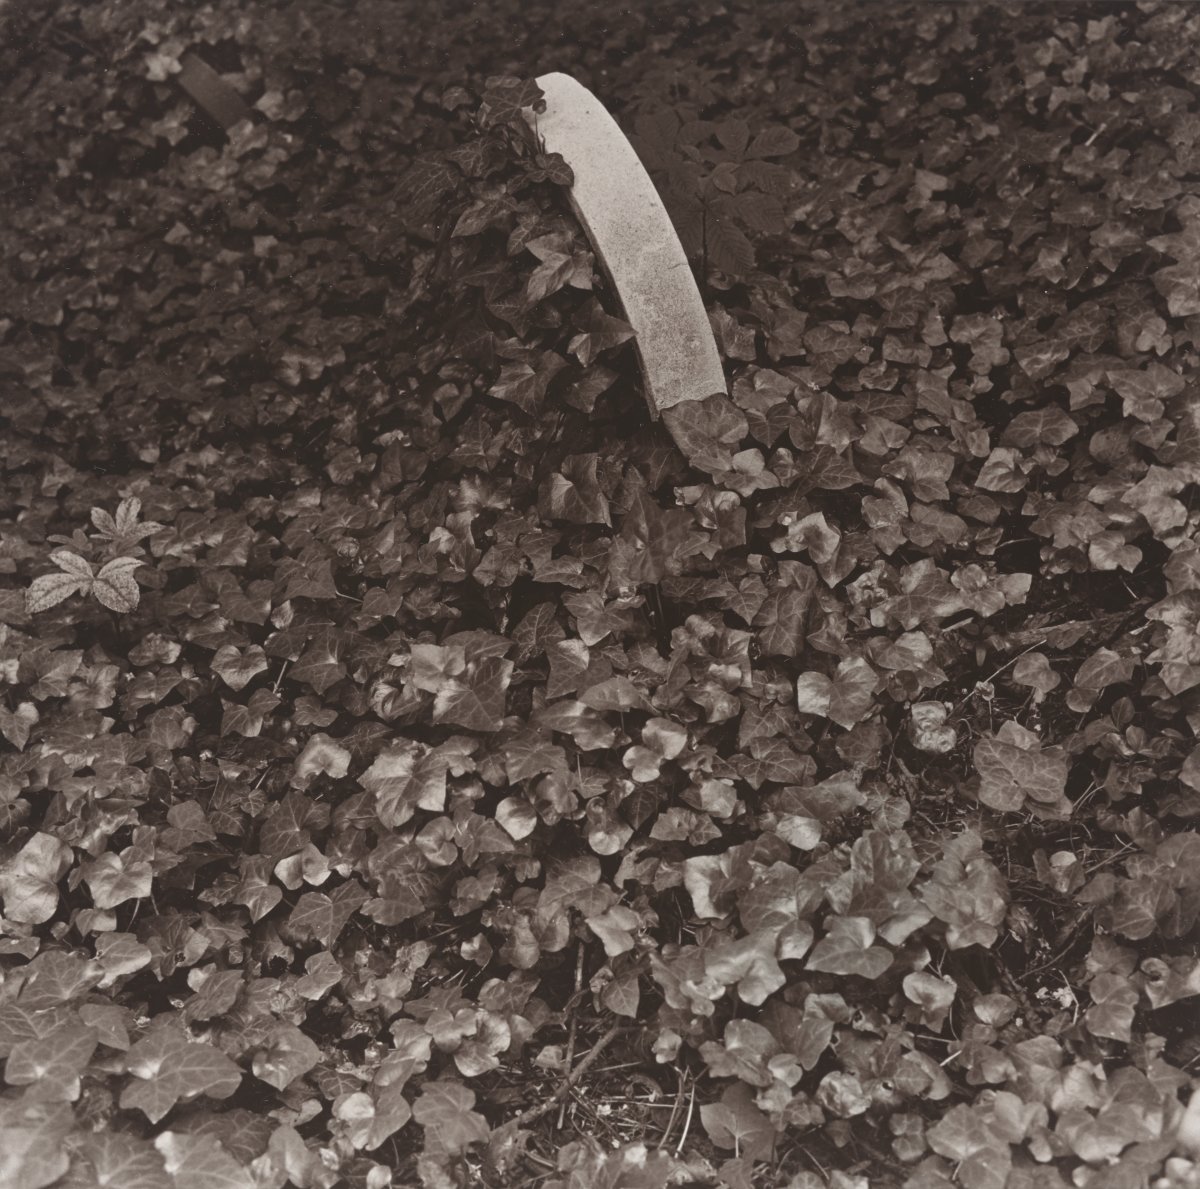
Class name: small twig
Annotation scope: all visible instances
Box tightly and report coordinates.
[556,941,586,1130]
[1022,910,1094,977]
[674,1082,696,1157]
[515,1024,628,1127]
[658,1066,687,1151]
[950,639,1046,715]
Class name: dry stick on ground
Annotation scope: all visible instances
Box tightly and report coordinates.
[556,941,586,1130]
[515,1023,628,1127]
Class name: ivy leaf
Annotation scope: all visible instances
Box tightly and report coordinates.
[511,602,565,663]
[752,563,816,657]
[806,916,892,979]
[211,645,269,691]
[121,1031,242,1124]
[0,832,72,924]
[220,688,281,737]
[479,75,543,128]
[288,880,368,948]
[585,905,641,957]
[153,1131,254,1189]
[538,454,611,526]
[4,1019,98,1100]
[0,1099,74,1189]
[1066,647,1137,712]
[333,1085,412,1151]
[412,1079,490,1158]
[252,1024,321,1090]
[63,1133,171,1189]
[295,951,344,1001]
[568,300,635,367]
[1085,972,1138,1042]
[700,1019,780,1087]
[794,657,878,729]
[292,732,351,787]
[433,657,513,732]
[82,851,153,910]
[184,969,243,1023]
[921,830,1008,950]
[601,971,641,1018]
[259,791,328,859]
[361,742,447,828]
[662,394,748,475]
[903,972,957,1031]
[489,355,567,416]
[973,723,1069,814]
[291,629,347,695]
[1000,406,1079,447]
[704,929,789,1005]
[699,1082,775,1160]
[0,700,38,750]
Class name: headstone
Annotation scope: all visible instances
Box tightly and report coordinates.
[523,72,727,419]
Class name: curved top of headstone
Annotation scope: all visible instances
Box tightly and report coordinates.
[525,72,727,416]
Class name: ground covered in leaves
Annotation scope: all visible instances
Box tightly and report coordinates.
[1,1,1199,1187]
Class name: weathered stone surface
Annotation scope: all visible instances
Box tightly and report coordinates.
[524,72,727,416]
[177,53,252,131]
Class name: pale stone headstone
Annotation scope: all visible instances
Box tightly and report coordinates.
[524,72,727,418]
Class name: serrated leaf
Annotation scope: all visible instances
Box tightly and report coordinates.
[706,212,756,276]
[93,557,143,613]
[26,571,86,613]
[746,126,800,159]
[49,550,93,579]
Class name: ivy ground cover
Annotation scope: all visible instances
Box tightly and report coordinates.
[1,2,1199,1187]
